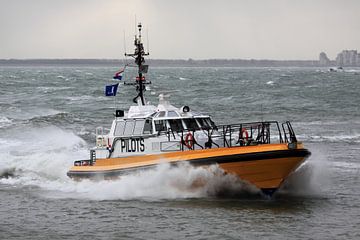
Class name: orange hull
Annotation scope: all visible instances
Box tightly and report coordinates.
[67,143,310,193]
[219,156,305,190]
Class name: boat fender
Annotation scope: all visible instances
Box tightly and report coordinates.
[184,132,194,149]
[107,138,112,149]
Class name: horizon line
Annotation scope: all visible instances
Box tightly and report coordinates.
[0,58,321,61]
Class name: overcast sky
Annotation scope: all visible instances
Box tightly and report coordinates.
[1,0,359,60]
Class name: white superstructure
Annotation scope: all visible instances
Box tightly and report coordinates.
[94,94,220,159]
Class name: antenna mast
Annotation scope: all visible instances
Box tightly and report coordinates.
[125,22,150,106]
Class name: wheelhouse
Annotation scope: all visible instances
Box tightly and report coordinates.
[110,110,215,137]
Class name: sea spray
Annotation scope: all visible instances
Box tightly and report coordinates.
[1,125,260,200]
[279,145,332,196]
[1,125,329,200]
[0,125,328,200]
[0,126,88,181]
[37,162,260,201]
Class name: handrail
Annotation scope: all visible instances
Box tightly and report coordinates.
[173,121,296,150]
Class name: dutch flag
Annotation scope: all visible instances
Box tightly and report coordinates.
[113,69,124,80]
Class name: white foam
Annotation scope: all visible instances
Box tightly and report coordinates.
[3,107,62,122]
[280,146,332,196]
[345,69,360,73]
[296,132,360,143]
[1,144,259,200]
[331,161,360,172]
[0,116,12,128]
[66,95,94,101]
[37,86,72,92]
[0,126,88,181]
[2,125,333,200]
[39,163,259,201]
[280,74,292,78]
[0,124,261,200]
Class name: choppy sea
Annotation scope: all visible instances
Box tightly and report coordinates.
[0,66,359,239]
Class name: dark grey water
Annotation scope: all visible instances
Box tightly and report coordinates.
[1,66,360,239]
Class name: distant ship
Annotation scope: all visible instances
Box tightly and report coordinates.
[67,22,311,196]
[329,66,344,72]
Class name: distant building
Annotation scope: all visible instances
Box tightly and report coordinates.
[319,52,331,65]
[336,50,360,66]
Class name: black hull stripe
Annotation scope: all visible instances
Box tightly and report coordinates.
[190,149,310,166]
[67,149,310,178]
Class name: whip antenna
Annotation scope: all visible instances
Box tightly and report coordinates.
[146,28,150,54]
[123,30,128,65]
[123,30,127,54]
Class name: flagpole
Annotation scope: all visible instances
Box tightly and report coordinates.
[114,89,116,111]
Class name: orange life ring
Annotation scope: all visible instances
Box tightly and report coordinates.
[184,132,194,149]
[136,76,145,81]
[240,128,249,142]
[82,161,89,166]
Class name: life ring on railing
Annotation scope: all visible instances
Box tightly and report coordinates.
[136,76,145,81]
[81,161,89,166]
[184,132,194,149]
[239,128,249,144]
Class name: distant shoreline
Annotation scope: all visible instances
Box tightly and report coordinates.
[0,58,336,67]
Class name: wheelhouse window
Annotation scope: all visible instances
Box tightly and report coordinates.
[167,111,179,117]
[133,119,145,135]
[123,120,135,136]
[168,119,184,132]
[208,118,216,128]
[196,118,210,129]
[114,121,125,136]
[143,119,152,134]
[157,111,166,117]
[155,120,167,132]
[183,118,199,131]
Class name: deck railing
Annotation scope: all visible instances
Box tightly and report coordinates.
[163,121,297,151]
[74,121,298,165]
[107,120,297,156]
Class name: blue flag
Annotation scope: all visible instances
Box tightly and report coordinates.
[105,83,119,96]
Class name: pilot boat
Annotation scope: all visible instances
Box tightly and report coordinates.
[67,23,311,196]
